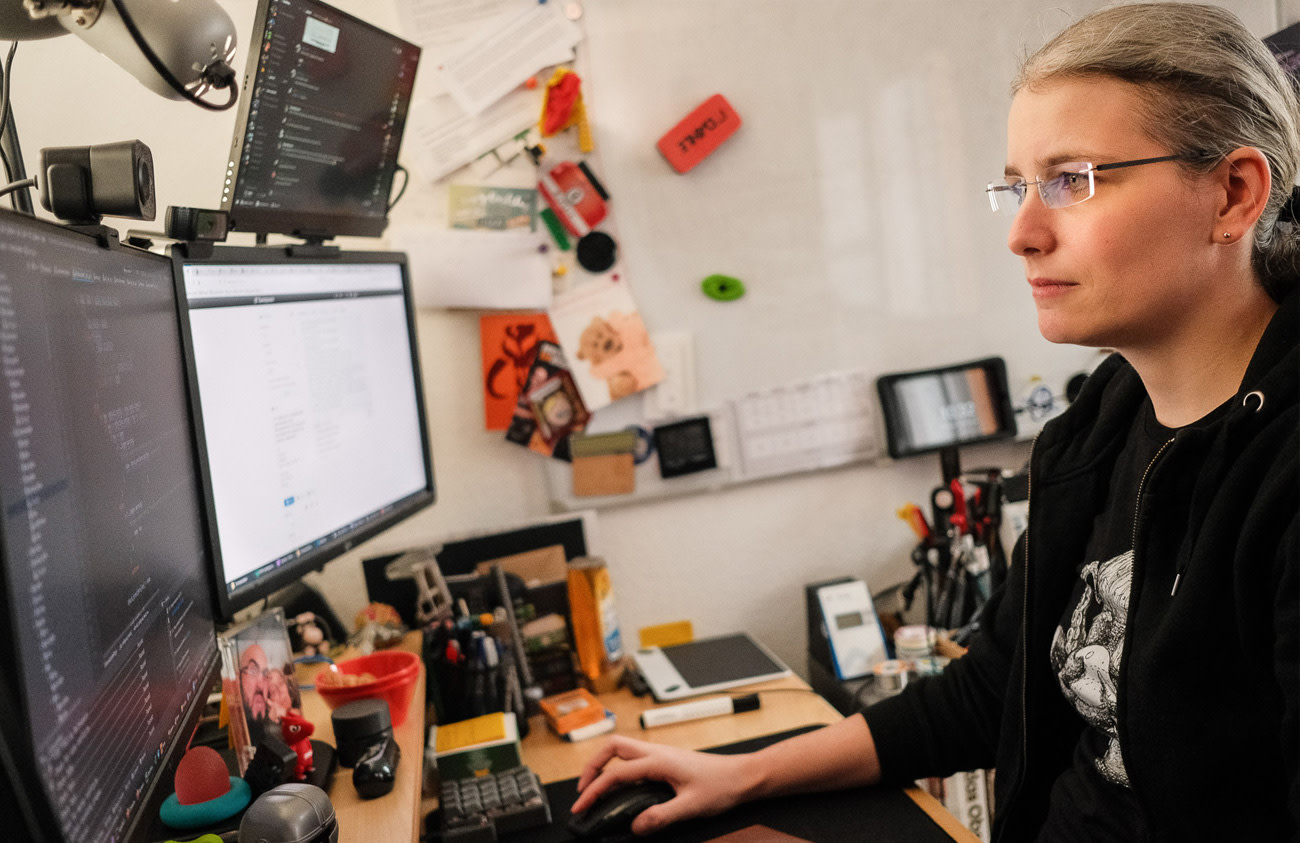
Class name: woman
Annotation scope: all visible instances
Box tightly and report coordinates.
[571,4,1298,840]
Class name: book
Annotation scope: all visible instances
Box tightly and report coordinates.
[431,711,523,780]
[561,708,616,742]
[539,688,607,735]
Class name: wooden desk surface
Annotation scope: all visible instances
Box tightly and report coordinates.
[428,671,980,843]
[297,634,426,843]
[297,636,977,843]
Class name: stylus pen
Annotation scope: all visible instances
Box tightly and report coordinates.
[639,694,761,729]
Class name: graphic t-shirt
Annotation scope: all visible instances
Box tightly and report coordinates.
[1038,396,1230,841]
[1038,400,1170,840]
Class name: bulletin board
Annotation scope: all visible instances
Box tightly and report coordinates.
[532,0,1278,506]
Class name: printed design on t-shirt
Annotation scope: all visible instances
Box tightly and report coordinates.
[1050,550,1133,786]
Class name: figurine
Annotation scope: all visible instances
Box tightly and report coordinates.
[279,711,315,781]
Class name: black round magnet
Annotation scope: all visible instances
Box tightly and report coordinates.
[575,231,617,273]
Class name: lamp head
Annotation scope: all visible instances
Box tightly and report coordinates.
[0,0,238,103]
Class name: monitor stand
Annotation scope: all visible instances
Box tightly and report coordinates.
[938,446,962,486]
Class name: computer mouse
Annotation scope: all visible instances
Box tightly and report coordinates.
[567,780,675,840]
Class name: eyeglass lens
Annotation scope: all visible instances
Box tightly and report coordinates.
[987,163,1094,214]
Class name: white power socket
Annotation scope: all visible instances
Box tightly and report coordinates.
[643,331,695,421]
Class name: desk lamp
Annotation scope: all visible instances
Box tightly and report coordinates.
[0,0,238,108]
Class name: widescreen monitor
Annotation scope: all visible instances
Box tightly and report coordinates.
[0,210,220,843]
[221,0,421,240]
[173,244,435,620]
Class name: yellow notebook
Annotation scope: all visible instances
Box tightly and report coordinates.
[434,711,508,753]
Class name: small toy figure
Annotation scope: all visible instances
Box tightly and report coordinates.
[279,711,315,781]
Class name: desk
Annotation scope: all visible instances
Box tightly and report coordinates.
[297,633,426,843]
[425,672,980,843]
[300,637,977,843]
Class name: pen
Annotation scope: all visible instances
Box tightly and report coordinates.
[639,694,760,729]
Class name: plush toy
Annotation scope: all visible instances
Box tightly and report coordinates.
[574,311,663,401]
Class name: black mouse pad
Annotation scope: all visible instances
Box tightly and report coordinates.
[521,726,963,842]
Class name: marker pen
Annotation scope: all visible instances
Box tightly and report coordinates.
[639,694,760,729]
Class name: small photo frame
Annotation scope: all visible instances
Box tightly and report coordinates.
[219,607,303,774]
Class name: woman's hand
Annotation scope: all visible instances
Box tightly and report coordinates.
[572,735,759,836]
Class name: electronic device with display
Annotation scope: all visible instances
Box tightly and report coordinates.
[632,633,791,702]
[221,0,421,241]
[805,578,889,680]
[875,356,1017,482]
[172,244,435,620]
[0,209,221,843]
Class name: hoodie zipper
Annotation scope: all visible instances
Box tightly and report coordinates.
[1131,438,1176,595]
[994,434,1038,843]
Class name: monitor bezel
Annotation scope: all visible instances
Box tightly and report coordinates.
[875,356,1018,460]
[0,625,222,843]
[0,210,224,843]
[220,0,422,241]
[171,243,436,621]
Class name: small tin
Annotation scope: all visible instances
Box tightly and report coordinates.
[330,698,393,768]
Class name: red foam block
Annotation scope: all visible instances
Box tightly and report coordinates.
[656,94,741,173]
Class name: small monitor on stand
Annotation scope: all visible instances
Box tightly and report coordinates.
[875,356,1018,483]
[221,0,422,242]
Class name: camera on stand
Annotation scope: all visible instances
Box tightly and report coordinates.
[39,139,155,224]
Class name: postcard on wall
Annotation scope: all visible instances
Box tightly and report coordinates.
[218,608,303,774]
[449,185,538,231]
[505,340,589,460]
[548,279,664,411]
[480,312,558,430]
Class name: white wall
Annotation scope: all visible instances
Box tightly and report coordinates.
[7,0,1294,678]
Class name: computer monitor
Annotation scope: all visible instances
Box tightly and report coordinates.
[0,210,221,843]
[876,356,1017,480]
[221,0,422,241]
[172,244,435,621]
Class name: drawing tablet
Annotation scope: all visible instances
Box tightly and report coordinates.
[631,633,792,701]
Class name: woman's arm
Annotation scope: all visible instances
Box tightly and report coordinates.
[571,712,880,836]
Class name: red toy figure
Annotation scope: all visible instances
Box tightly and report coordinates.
[280,711,315,781]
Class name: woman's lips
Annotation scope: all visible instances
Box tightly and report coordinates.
[1028,277,1077,298]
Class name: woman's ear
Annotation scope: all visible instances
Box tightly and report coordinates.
[1215,146,1271,241]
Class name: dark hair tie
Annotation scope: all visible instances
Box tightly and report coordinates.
[1281,184,1300,224]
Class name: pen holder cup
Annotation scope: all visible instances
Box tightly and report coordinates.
[316,650,421,726]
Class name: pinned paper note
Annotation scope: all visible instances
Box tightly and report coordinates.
[389,225,551,310]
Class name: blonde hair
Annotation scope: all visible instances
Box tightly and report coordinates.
[1015,3,1300,301]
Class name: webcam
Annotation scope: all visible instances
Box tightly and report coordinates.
[39,140,155,224]
[165,205,230,242]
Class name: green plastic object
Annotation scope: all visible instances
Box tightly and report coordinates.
[701,274,745,301]
[539,207,570,250]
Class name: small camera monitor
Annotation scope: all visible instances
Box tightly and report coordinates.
[875,356,1017,461]
[221,0,421,241]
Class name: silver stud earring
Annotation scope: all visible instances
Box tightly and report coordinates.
[1223,232,1232,240]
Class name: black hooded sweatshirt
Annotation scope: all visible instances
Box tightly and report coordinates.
[862,290,1298,842]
